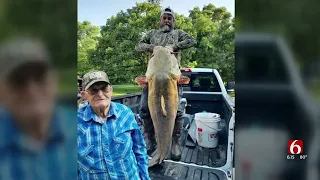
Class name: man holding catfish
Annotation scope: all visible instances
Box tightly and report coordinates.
[135,7,197,166]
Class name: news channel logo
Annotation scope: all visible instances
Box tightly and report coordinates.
[287,140,308,160]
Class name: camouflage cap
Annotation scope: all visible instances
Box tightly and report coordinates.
[160,7,175,19]
[82,70,110,90]
[0,37,51,77]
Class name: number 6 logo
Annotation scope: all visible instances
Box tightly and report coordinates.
[288,140,304,154]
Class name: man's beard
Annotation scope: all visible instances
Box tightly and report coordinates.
[161,24,173,32]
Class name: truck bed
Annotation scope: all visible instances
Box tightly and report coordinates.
[179,127,227,167]
[148,127,228,180]
[149,162,227,180]
[112,92,232,180]
[145,120,228,180]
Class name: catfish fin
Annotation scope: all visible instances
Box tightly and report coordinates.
[178,75,190,85]
[161,96,167,117]
[135,75,148,88]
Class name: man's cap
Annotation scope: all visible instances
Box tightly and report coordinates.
[82,70,110,90]
[0,37,51,77]
[160,7,175,19]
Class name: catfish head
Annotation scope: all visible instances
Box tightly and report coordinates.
[135,46,190,88]
[145,46,181,81]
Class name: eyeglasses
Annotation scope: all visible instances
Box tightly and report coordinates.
[87,85,112,95]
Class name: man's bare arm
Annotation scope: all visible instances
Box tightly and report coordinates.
[135,31,155,52]
[173,30,197,51]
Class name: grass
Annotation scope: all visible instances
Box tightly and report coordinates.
[112,84,237,102]
[112,84,142,96]
[112,84,237,98]
[56,69,237,98]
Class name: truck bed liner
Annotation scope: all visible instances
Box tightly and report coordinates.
[179,129,227,167]
[149,161,227,180]
[180,145,227,167]
[148,128,228,180]
[180,126,227,167]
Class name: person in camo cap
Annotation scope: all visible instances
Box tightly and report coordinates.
[135,7,197,160]
[78,70,150,180]
[0,37,77,180]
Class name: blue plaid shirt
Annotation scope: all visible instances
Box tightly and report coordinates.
[0,106,78,180]
[78,102,150,180]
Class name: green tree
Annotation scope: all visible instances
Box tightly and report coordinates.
[189,4,235,81]
[78,21,100,75]
[87,2,234,84]
[90,2,163,83]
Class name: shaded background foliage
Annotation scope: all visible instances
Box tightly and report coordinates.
[0,0,77,68]
[236,0,320,99]
[78,2,235,84]
[236,0,320,68]
[0,0,77,94]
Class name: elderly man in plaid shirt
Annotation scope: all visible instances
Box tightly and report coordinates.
[0,37,77,180]
[78,70,150,180]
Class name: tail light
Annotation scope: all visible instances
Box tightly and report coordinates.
[180,68,192,72]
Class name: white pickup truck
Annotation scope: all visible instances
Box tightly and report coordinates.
[112,68,235,180]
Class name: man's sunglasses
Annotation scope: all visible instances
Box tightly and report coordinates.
[87,84,112,95]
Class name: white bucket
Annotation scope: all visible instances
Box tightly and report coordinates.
[195,112,221,148]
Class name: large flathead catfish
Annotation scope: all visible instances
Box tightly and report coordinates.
[135,46,189,167]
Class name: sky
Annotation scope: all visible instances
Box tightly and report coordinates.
[78,0,234,26]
